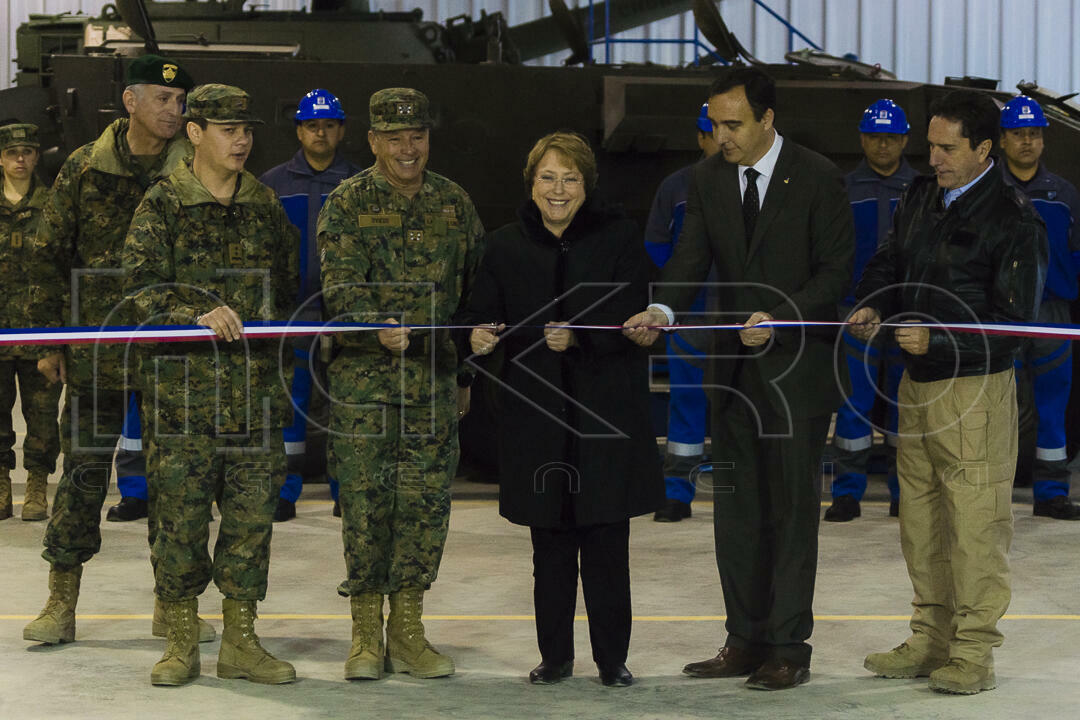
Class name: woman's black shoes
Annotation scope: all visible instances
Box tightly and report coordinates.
[599,663,633,687]
[529,660,574,684]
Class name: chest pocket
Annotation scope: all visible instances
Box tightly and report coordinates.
[225,208,276,318]
[412,213,462,290]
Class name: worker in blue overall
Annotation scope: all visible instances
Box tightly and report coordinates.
[824,99,917,522]
[644,103,719,522]
[259,88,362,521]
[999,95,1080,520]
[108,392,149,521]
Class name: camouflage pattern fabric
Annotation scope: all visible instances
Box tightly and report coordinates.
[333,403,457,596]
[0,359,60,474]
[0,172,59,475]
[31,120,186,568]
[122,160,296,600]
[368,87,433,131]
[318,167,484,407]
[123,162,299,435]
[29,118,191,390]
[43,387,131,569]
[0,123,40,151]
[0,173,50,360]
[148,432,284,601]
[318,166,483,596]
[183,83,264,125]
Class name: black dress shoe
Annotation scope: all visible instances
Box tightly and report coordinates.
[745,658,810,690]
[653,498,692,522]
[106,496,148,522]
[889,498,899,517]
[1034,496,1080,520]
[273,497,296,522]
[823,495,860,522]
[599,663,633,687]
[529,659,573,684]
[332,499,341,517]
[683,646,766,678]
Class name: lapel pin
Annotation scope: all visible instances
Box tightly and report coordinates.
[783,178,790,184]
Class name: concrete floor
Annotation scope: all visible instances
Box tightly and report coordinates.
[3,468,1080,720]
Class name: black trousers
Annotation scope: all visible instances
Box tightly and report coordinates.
[711,377,831,666]
[530,519,631,668]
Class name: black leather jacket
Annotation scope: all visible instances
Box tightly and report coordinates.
[856,161,1047,383]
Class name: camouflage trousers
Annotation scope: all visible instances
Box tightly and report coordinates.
[0,357,60,474]
[333,402,458,596]
[43,386,143,569]
[149,431,284,601]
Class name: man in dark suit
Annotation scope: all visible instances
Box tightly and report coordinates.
[624,67,853,690]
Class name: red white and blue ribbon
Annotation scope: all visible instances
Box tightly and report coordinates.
[1,319,1079,346]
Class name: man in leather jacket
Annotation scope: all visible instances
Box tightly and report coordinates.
[850,89,1047,695]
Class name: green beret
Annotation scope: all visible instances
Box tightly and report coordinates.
[369,87,433,131]
[0,123,39,151]
[183,84,264,125]
[126,54,194,92]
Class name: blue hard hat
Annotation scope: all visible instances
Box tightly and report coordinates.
[295,89,345,123]
[696,102,712,134]
[1000,95,1048,129]
[858,98,909,134]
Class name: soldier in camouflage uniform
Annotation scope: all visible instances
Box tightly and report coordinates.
[21,56,218,647]
[0,122,60,521]
[319,87,484,680]
[123,84,299,687]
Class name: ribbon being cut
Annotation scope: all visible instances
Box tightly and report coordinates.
[0,319,1078,346]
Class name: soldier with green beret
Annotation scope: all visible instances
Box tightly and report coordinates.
[0,122,60,522]
[23,55,217,648]
[123,83,299,687]
[319,86,484,680]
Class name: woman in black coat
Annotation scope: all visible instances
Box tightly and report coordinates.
[466,132,663,687]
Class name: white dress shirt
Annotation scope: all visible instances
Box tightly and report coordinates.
[650,132,784,325]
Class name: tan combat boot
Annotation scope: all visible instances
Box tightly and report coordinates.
[152,596,217,643]
[21,471,48,521]
[23,565,82,644]
[928,658,997,694]
[344,592,384,680]
[217,598,296,684]
[864,641,948,678]
[0,469,12,520]
[150,598,201,686]
[385,587,454,678]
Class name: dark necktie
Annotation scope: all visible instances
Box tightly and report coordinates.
[742,167,760,244]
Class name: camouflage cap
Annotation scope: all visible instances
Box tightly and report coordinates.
[0,123,39,151]
[369,87,433,131]
[183,84,265,125]
[126,54,194,91]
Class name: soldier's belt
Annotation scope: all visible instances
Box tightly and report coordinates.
[0,320,1076,347]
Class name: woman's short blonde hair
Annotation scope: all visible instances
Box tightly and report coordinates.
[522,131,597,192]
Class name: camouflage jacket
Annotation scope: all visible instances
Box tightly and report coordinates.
[123,163,299,435]
[0,172,49,359]
[30,118,190,389]
[318,167,484,407]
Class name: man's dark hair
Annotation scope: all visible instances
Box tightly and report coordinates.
[928,90,999,151]
[708,67,776,122]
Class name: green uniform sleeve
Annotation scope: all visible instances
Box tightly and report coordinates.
[452,196,486,384]
[28,153,82,357]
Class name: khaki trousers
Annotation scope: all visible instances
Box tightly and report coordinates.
[896,369,1015,668]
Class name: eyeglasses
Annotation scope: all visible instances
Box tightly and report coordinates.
[535,174,583,190]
